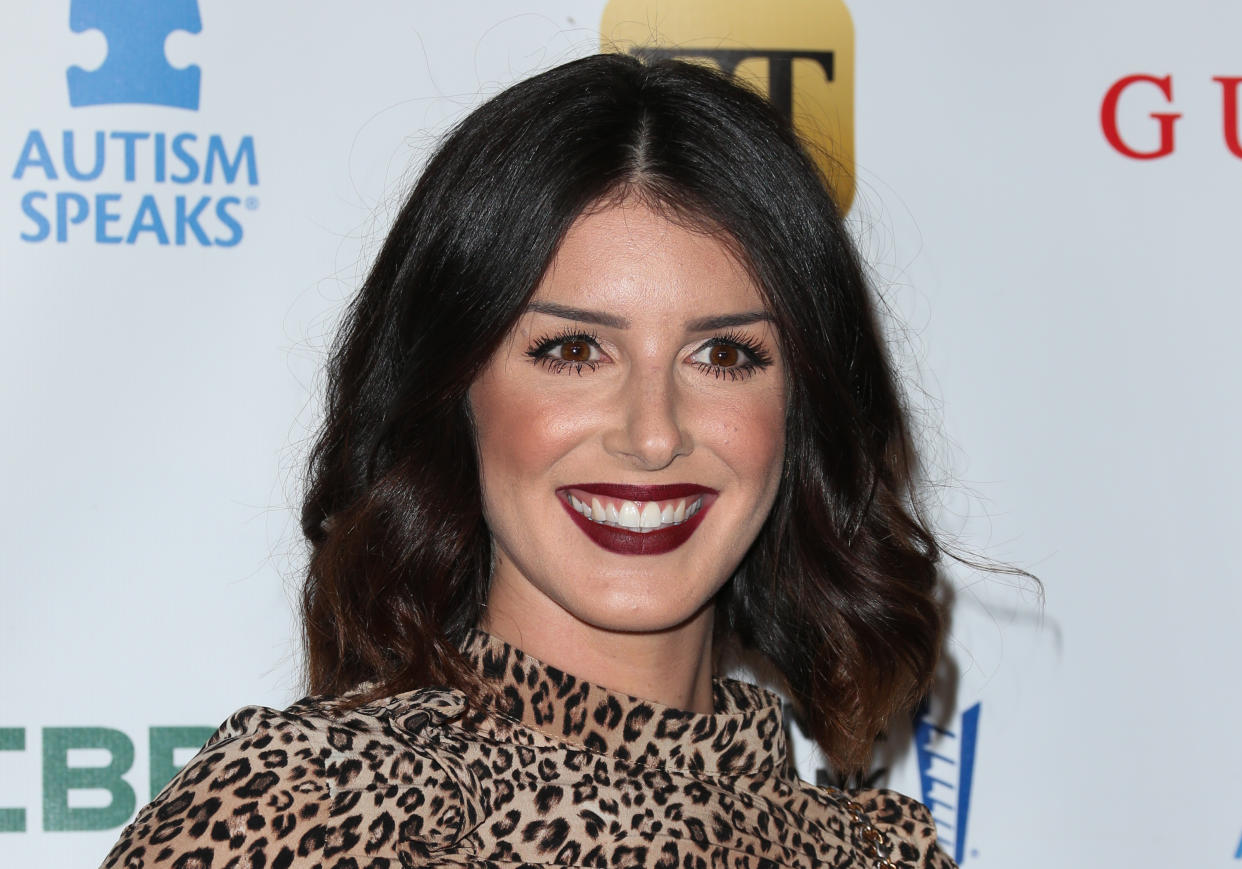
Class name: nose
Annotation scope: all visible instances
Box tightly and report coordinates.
[601,365,693,471]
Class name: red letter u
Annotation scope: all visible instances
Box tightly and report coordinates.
[1213,77,1242,158]
[1100,74,1180,159]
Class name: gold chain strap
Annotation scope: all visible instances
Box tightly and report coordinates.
[839,795,900,869]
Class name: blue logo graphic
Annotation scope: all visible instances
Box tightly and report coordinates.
[1234,829,1242,859]
[11,0,258,245]
[915,702,980,864]
[67,0,202,110]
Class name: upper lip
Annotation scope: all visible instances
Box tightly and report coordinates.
[559,483,717,500]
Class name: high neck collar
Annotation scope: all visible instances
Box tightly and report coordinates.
[460,628,792,778]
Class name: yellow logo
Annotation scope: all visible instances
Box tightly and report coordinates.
[601,0,855,210]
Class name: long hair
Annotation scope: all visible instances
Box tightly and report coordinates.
[301,53,943,772]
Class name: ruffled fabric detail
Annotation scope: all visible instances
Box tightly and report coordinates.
[460,628,792,778]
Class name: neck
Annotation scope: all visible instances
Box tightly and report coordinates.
[480,604,717,714]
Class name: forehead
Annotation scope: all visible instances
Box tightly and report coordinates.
[531,201,765,317]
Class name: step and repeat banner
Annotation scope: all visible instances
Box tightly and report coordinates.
[2,2,1239,867]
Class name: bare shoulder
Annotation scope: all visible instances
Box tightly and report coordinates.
[847,787,959,869]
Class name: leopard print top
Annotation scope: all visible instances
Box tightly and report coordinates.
[102,630,956,869]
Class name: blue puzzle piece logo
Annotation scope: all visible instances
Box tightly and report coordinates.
[67,0,202,110]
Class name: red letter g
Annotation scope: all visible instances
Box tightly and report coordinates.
[1101,74,1180,159]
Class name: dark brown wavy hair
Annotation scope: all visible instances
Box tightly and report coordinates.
[300,53,944,772]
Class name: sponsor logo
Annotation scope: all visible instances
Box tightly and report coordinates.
[915,702,980,865]
[67,0,203,109]
[0,726,213,832]
[10,2,259,246]
[1101,74,1242,159]
[600,0,856,210]
[12,131,257,246]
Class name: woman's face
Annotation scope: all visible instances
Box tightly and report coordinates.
[468,199,787,639]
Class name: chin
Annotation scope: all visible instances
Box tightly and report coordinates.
[565,590,716,636]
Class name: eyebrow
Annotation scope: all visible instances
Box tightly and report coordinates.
[684,311,774,331]
[526,301,629,329]
[526,301,774,333]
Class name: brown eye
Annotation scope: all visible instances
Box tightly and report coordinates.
[688,334,770,380]
[707,344,740,367]
[525,331,603,373]
[560,339,592,361]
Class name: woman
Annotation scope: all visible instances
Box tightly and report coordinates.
[103,54,952,868]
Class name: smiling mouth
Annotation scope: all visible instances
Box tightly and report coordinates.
[564,488,704,532]
[556,483,717,556]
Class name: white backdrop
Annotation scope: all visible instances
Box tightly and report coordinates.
[2,2,1240,867]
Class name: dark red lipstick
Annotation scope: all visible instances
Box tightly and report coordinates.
[556,483,717,556]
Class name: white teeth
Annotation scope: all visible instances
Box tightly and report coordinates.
[640,501,662,529]
[569,493,706,532]
[618,501,642,530]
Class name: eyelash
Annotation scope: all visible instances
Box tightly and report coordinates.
[524,327,773,380]
[689,329,773,381]
[525,329,603,375]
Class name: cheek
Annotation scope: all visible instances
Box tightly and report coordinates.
[469,373,593,491]
[699,388,788,487]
